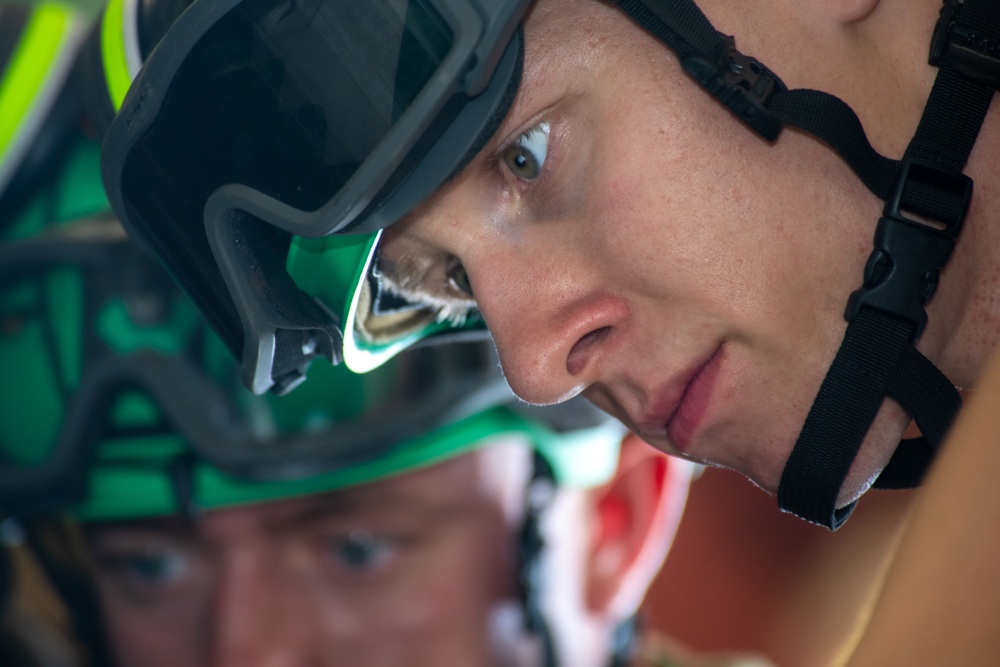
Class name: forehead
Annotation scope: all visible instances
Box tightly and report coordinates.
[88,442,533,539]
[378,0,645,299]
[388,0,640,222]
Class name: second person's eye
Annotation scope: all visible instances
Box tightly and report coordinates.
[97,548,191,590]
[501,122,550,181]
[328,530,396,572]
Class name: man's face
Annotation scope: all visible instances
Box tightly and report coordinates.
[86,444,539,667]
[379,0,909,506]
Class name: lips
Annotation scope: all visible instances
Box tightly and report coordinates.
[632,345,723,454]
[668,346,724,451]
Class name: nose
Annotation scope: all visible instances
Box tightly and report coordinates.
[477,265,631,406]
[211,550,322,667]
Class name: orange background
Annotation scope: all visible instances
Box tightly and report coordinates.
[643,467,917,667]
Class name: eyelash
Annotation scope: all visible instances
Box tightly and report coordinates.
[488,120,552,188]
[327,530,397,573]
[415,120,554,318]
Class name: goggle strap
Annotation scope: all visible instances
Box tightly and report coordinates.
[876,347,962,489]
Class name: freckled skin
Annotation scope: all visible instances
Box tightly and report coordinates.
[382,0,1000,506]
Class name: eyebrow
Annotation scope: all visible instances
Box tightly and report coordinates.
[266,485,470,534]
[85,494,461,549]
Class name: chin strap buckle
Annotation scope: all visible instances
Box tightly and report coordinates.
[930,0,1000,88]
[844,156,972,340]
[682,35,786,141]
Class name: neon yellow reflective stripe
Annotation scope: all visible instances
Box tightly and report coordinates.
[102,0,132,111]
[0,3,71,167]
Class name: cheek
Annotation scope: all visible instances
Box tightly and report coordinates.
[580,81,742,290]
[592,87,878,340]
[409,520,518,639]
[322,517,520,666]
[100,600,204,667]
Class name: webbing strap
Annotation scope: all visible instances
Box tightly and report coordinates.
[776,311,963,526]
[771,90,900,198]
[776,308,914,528]
[778,0,996,527]
[876,346,963,489]
[619,0,997,527]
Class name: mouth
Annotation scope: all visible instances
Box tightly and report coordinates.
[632,345,724,454]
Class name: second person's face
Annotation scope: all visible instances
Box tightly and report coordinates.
[88,444,539,667]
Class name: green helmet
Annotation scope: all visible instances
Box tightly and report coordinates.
[0,212,623,522]
[0,0,621,523]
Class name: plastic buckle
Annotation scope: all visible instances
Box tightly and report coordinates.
[845,157,972,340]
[682,36,786,141]
[929,0,1000,87]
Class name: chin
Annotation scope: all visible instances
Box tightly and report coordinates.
[836,405,911,508]
[835,468,882,509]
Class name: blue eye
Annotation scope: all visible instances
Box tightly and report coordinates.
[502,122,550,180]
[329,530,394,571]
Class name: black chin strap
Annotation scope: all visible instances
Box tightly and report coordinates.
[617,0,998,528]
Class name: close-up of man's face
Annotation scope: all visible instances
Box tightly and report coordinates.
[86,442,537,667]
[378,0,921,508]
[87,0,981,525]
[7,0,1000,665]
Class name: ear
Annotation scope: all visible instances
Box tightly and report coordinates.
[584,434,694,619]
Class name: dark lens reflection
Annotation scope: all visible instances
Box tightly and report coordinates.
[119,0,454,357]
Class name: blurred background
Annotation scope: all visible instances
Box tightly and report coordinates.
[644,466,917,667]
[5,464,916,667]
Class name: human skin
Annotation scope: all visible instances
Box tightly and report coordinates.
[86,444,536,667]
[380,0,1000,508]
[85,436,688,667]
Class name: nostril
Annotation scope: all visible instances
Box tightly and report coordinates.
[567,326,611,376]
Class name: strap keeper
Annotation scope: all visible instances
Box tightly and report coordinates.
[681,36,786,141]
[929,0,1000,87]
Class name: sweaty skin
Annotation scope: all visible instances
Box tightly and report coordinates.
[380,0,1000,508]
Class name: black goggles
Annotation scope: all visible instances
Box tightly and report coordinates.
[0,227,515,516]
[101,0,527,390]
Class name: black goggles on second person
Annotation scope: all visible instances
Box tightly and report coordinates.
[100,0,527,392]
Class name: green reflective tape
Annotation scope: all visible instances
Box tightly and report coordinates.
[0,3,71,167]
[101,0,132,111]
[73,406,624,521]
